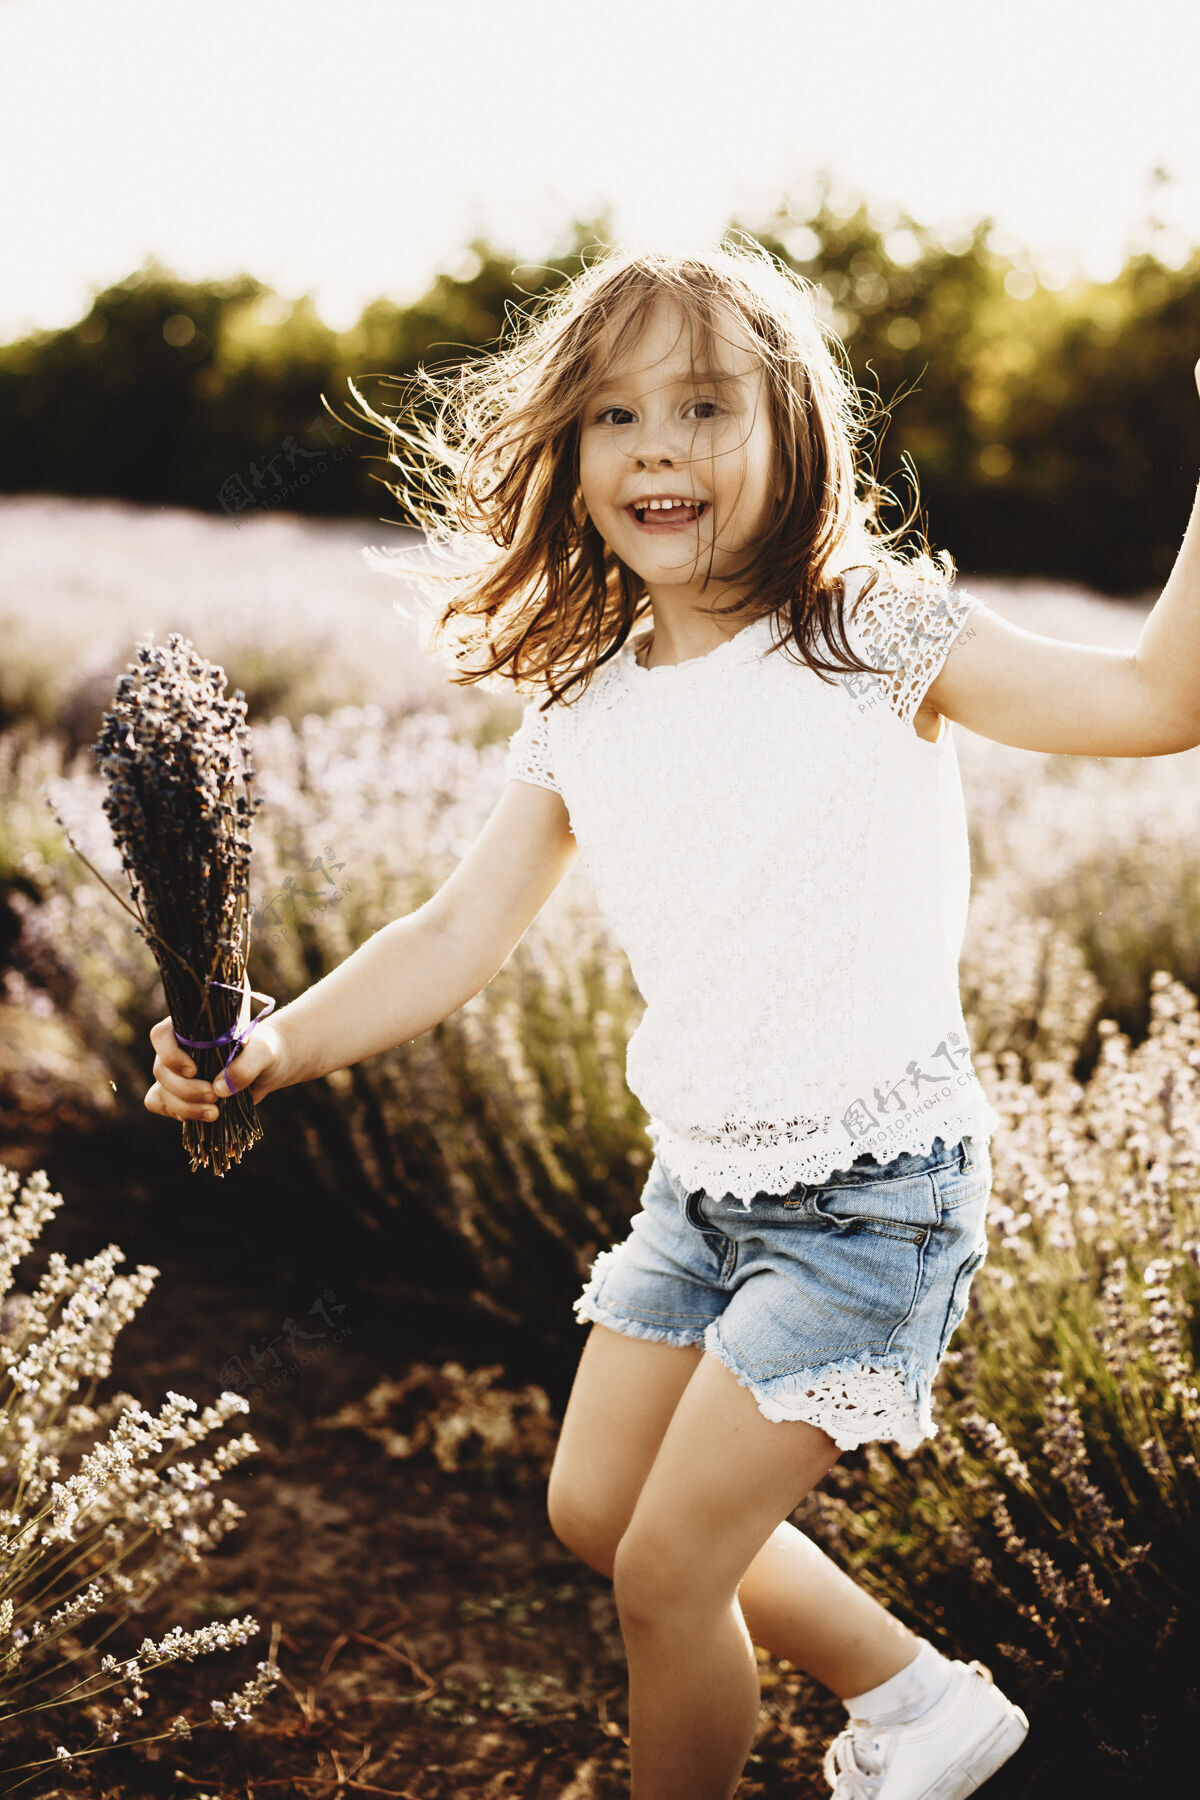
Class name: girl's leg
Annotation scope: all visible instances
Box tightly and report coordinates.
[550,1325,918,1694]
[616,1353,839,1800]
[738,1524,920,1697]
[547,1324,706,1569]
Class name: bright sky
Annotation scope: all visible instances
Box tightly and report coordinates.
[1,0,1198,342]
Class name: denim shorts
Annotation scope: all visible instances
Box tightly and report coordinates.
[573,1134,991,1454]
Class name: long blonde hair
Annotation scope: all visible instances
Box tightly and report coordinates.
[352,238,954,708]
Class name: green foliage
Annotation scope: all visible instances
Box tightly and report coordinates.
[0,261,267,505]
[748,194,1003,538]
[995,255,1200,590]
[748,187,1200,592]
[0,224,599,532]
[2,197,1198,586]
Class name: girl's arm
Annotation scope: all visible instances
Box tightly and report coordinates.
[145,778,577,1118]
[923,355,1200,760]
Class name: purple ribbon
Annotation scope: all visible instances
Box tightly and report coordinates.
[173,978,276,1082]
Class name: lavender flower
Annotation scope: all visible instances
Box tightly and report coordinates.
[0,1161,278,1778]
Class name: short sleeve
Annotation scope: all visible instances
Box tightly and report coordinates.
[845,573,981,730]
[504,699,561,795]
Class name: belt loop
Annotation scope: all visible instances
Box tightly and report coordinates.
[958,1135,974,1172]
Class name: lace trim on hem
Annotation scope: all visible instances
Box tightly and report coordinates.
[704,1331,935,1453]
[650,1102,1000,1206]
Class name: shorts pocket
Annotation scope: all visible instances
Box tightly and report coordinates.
[808,1170,939,1246]
[937,1137,993,1214]
[937,1242,988,1358]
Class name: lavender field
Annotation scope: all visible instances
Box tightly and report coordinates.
[2,493,1199,1797]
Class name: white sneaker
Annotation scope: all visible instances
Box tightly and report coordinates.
[822,1658,1029,1799]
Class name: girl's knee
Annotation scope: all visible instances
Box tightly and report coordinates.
[612,1525,711,1630]
[546,1475,620,1576]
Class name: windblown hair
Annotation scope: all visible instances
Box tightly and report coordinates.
[352,238,954,709]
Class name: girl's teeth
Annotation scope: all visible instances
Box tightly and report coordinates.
[634,500,702,518]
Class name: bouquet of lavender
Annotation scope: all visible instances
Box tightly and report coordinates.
[53,633,272,1177]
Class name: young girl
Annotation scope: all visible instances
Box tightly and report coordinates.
[145,244,1200,1800]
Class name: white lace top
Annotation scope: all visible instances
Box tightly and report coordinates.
[504,568,1001,1206]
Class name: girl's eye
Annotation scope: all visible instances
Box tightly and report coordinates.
[593,400,720,426]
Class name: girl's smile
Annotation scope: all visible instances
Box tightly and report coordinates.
[626,497,710,530]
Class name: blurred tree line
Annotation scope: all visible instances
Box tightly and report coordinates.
[1,192,1198,593]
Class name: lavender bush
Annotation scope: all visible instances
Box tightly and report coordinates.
[4,501,1200,1787]
[0,1161,281,1785]
[798,973,1200,1790]
[0,496,447,753]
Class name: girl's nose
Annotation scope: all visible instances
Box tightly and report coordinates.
[630,430,677,468]
[627,410,682,468]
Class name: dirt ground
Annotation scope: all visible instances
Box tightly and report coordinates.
[0,1127,855,1800]
[9,1399,848,1800]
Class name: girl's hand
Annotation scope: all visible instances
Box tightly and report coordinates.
[144,1014,283,1121]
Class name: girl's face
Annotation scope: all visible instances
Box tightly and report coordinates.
[577,295,778,610]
